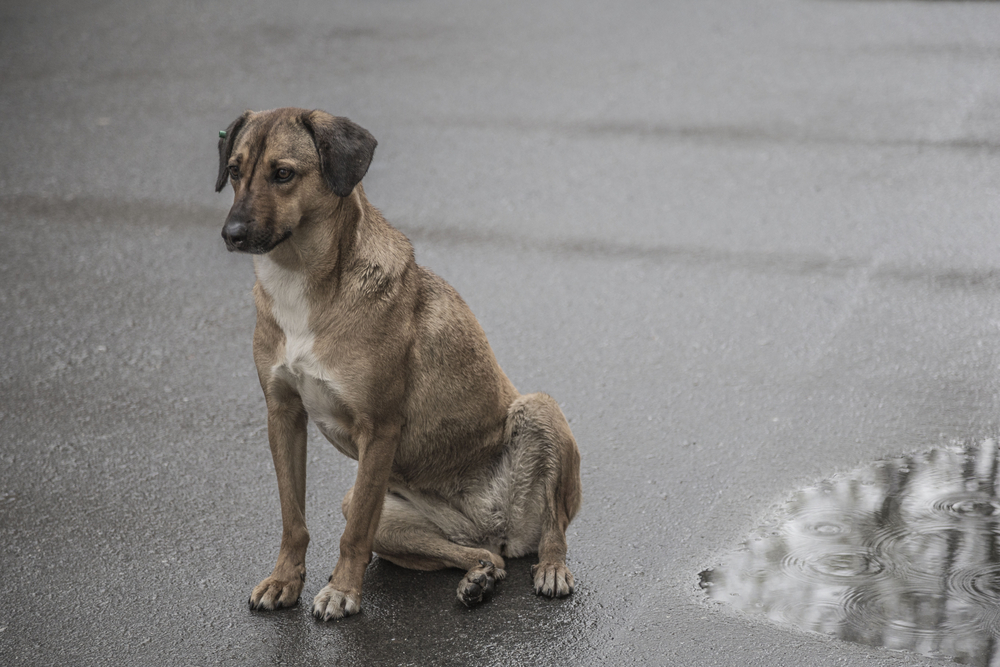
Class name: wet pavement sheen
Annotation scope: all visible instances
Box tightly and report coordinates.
[701,440,1000,665]
[6,1,1000,665]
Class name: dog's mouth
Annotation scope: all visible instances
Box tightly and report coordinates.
[223,227,292,254]
[259,230,293,253]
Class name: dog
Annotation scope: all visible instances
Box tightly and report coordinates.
[215,107,581,620]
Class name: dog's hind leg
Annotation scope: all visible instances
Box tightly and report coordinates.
[505,393,582,598]
[341,486,506,607]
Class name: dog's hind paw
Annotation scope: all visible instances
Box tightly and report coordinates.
[312,584,360,621]
[457,559,505,607]
[532,561,574,598]
[249,574,304,610]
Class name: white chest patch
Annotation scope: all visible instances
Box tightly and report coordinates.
[255,256,356,458]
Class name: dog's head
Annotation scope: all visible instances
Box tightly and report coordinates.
[215,108,377,254]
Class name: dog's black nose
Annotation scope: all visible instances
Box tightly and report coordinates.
[222,220,248,249]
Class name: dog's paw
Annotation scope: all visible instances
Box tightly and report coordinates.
[531,560,575,598]
[249,574,304,610]
[312,584,361,621]
[457,559,505,607]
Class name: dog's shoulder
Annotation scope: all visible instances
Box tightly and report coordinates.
[409,265,469,327]
[348,205,415,303]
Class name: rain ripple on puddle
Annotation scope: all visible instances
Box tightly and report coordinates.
[700,439,1000,666]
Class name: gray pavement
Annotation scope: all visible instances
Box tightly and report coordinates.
[3,0,1000,665]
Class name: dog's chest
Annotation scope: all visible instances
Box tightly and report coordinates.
[255,257,358,459]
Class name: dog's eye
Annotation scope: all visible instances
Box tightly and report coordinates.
[275,168,294,183]
[228,165,240,180]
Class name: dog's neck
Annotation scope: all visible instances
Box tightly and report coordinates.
[254,183,413,300]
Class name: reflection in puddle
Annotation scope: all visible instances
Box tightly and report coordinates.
[700,440,1000,665]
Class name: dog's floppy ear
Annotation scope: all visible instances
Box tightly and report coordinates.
[215,111,252,192]
[301,110,377,198]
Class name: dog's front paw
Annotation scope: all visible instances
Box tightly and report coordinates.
[531,561,574,598]
[249,574,304,610]
[312,584,361,621]
[457,559,506,607]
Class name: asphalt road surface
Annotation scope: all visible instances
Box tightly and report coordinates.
[3,1,1000,665]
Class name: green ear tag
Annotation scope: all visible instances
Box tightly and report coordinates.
[219,130,227,138]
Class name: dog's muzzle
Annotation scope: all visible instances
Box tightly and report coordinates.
[221,219,292,254]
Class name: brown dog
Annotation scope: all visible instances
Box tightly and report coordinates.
[215,107,581,620]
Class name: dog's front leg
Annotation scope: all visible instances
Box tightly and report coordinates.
[249,390,309,610]
[312,418,400,621]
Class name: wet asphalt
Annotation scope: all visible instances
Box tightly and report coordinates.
[3,1,1000,665]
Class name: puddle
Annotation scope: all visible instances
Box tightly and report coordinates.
[700,439,1000,666]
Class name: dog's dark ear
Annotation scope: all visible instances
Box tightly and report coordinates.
[301,111,377,198]
[215,111,252,192]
